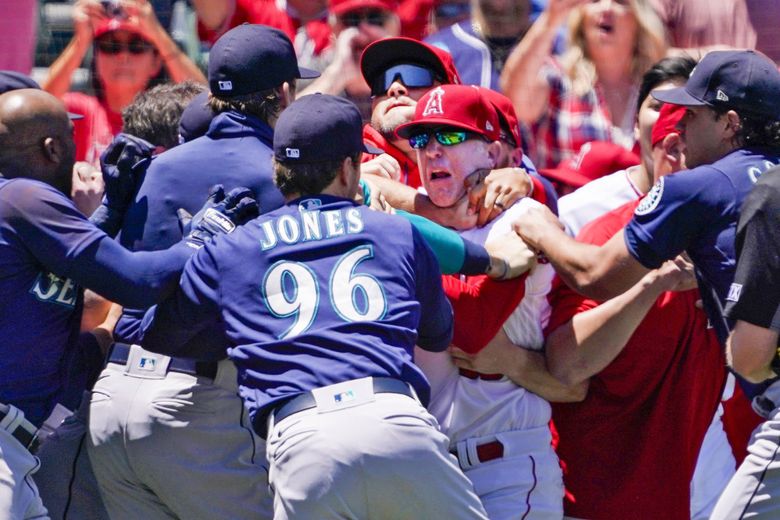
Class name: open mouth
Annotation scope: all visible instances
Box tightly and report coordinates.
[597,20,615,34]
[430,170,452,181]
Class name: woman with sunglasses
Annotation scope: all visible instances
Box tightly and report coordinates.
[44,0,205,165]
[500,0,666,170]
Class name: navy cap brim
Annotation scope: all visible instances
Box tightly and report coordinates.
[68,112,84,120]
[298,66,321,80]
[651,86,707,107]
[363,142,383,155]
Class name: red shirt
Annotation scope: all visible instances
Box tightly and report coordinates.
[65,92,123,165]
[548,201,725,519]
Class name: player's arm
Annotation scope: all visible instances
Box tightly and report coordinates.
[727,322,779,384]
[514,205,651,300]
[139,244,228,360]
[412,227,454,352]
[546,257,696,385]
[451,329,588,403]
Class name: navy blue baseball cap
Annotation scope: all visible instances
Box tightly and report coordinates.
[0,71,84,120]
[208,24,320,97]
[652,50,780,118]
[274,94,382,163]
[178,91,215,143]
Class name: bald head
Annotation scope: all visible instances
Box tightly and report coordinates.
[0,89,75,194]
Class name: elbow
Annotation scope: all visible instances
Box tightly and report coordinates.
[729,348,772,384]
[547,343,589,389]
[566,380,589,402]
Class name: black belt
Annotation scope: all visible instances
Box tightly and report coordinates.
[0,404,39,453]
[107,343,219,380]
[257,377,415,439]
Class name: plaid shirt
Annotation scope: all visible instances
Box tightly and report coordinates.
[528,58,637,169]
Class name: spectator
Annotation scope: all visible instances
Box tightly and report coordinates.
[540,141,639,197]
[426,0,535,91]
[43,0,206,164]
[296,0,402,120]
[501,0,666,169]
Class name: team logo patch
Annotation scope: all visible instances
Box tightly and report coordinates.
[635,178,665,216]
[422,86,445,116]
[727,283,743,302]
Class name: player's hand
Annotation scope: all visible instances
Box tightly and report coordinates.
[465,167,533,227]
[183,185,260,249]
[449,334,518,376]
[360,153,402,181]
[100,132,155,212]
[512,205,564,251]
[649,255,698,293]
[73,0,106,42]
[484,231,537,280]
[71,161,105,216]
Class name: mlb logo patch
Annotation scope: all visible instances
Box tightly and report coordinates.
[218,80,233,91]
[138,357,156,371]
[334,390,355,404]
[286,148,300,158]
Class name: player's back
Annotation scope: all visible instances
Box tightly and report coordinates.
[117,111,285,253]
[200,195,451,418]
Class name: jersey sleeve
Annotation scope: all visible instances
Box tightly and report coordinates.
[140,243,228,360]
[396,210,490,275]
[725,174,780,330]
[3,180,191,308]
[624,170,722,268]
[411,226,454,352]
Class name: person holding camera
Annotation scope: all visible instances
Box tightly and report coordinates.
[43,0,205,165]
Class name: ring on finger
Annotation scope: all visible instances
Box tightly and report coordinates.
[494,199,505,209]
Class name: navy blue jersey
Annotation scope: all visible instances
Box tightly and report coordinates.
[117,110,285,252]
[141,196,452,423]
[0,178,191,424]
[625,148,780,339]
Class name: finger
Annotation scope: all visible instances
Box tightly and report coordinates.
[467,180,487,216]
[224,187,254,206]
[478,187,500,226]
[230,198,260,224]
[176,208,193,234]
[500,185,521,209]
[207,184,226,203]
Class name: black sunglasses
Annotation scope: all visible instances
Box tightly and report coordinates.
[340,10,388,27]
[370,63,436,96]
[96,38,153,55]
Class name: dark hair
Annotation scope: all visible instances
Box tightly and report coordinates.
[208,88,284,123]
[121,81,205,149]
[273,154,360,197]
[710,106,780,149]
[637,56,697,113]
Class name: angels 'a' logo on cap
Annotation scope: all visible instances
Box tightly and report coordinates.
[422,86,445,117]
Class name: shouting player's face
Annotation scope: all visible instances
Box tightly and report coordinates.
[415,127,498,208]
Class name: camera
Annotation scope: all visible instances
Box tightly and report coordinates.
[100,0,126,19]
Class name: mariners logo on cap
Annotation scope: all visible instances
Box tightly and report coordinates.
[635,178,665,216]
[423,86,445,116]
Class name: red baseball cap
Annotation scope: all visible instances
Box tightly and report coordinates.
[480,88,521,148]
[94,17,145,39]
[329,0,398,16]
[395,84,500,140]
[651,103,686,147]
[540,141,640,189]
[360,37,461,88]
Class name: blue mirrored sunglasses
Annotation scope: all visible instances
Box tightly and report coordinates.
[409,129,480,149]
[371,63,436,96]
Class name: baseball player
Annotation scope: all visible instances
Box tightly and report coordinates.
[0,88,253,519]
[86,24,319,519]
[395,84,579,519]
[137,93,489,519]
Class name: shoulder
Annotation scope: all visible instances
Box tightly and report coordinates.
[63,92,102,113]
[0,177,68,205]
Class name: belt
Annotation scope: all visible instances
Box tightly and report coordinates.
[0,404,39,453]
[108,343,218,380]
[259,377,415,438]
[451,440,504,467]
[458,368,503,381]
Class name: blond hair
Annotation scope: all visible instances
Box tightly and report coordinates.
[560,0,667,96]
